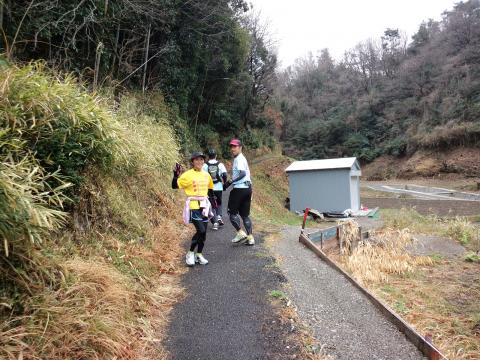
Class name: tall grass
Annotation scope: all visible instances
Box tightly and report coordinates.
[0,156,69,256]
[0,62,118,257]
[1,62,186,358]
[381,208,480,252]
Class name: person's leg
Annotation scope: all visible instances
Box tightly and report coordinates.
[214,190,223,218]
[196,221,208,254]
[239,188,254,245]
[186,217,202,266]
[228,188,241,231]
[190,219,203,251]
[193,220,209,264]
[229,188,247,242]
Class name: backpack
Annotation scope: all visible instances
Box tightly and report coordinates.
[207,161,221,183]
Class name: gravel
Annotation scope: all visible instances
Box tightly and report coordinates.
[271,226,425,360]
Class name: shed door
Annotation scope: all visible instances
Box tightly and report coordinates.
[350,176,360,210]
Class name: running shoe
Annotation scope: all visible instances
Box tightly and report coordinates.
[212,222,219,231]
[195,253,209,265]
[186,251,195,267]
[231,230,247,243]
[245,234,255,246]
[218,217,225,226]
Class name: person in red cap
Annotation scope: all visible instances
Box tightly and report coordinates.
[224,139,254,245]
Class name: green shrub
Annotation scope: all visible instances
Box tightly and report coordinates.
[0,155,69,256]
[0,62,119,256]
[0,62,118,191]
[383,136,408,156]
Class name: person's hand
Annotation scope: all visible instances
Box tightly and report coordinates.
[173,162,184,177]
[223,180,232,190]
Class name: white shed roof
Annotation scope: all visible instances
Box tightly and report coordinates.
[285,157,359,173]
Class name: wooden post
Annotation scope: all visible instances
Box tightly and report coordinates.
[142,23,151,93]
[355,226,362,251]
[338,225,343,254]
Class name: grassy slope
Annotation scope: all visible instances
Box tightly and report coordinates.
[0,64,189,359]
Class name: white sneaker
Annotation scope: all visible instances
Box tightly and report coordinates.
[212,222,219,231]
[186,251,195,267]
[245,235,255,246]
[195,253,209,265]
[231,230,247,243]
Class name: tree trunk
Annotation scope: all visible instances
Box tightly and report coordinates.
[142,23,151,93]
[0,0,4,31]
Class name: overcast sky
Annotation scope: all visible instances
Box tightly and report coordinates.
[248,0,459,67]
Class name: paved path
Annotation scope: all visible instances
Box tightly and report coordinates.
[165,194,296,360]
[271,226,425,360]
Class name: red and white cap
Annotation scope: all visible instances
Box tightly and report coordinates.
[229,138,242,146]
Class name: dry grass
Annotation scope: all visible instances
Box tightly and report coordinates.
[373,261,480,359]
[339,221,433,285]
[335,220,479,359]
[1,86,189,359]
[382,208,480,253]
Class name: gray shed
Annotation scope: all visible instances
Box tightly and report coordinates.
[285,157,361,213]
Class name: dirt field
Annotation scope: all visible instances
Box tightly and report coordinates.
[362,197,480,217]
[362,148,480,180]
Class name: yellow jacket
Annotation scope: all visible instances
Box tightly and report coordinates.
[177,169,214,209]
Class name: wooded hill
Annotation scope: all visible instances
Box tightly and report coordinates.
[277,0,480,162]
[0,1,278,357]
[2,0,278,153]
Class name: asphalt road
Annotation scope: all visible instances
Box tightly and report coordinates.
[165,194,295,360]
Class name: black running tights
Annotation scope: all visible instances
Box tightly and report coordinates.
[190,219,208,253]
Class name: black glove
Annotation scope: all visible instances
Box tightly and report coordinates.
[173,162,183,177]
[223,180,232,190]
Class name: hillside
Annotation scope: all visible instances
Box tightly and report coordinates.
[276,0,480,165]
[363,147,480,180]
[0,62,189,358]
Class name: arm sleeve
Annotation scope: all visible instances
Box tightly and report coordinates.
[171,175,179,189]
[208,189,215,198]
[232,170,246,183]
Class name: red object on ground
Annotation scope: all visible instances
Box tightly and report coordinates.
[302,208,310,230]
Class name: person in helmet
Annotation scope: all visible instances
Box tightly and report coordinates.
[202,148,227,230]
[172,152,214,266]
[224,139,254,246]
